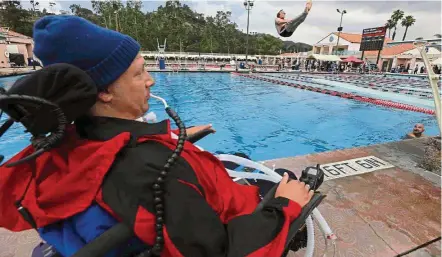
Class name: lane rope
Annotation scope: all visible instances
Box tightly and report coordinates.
[233,72,435,115]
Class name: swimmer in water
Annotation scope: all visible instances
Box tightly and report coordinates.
[406,123,426,139]
[275,0,312,37]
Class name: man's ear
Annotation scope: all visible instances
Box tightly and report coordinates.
[97,89,113,103]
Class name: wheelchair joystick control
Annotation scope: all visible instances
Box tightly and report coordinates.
[299,164,324,191]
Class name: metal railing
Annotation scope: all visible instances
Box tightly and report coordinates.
[331,50,362,56]
[140,51,311,59]
[141,51,259,59]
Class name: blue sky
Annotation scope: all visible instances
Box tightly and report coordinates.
[20,1,442,45]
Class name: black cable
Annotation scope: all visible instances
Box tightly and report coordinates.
[0,94,67,234]
[0,93,187,257]
[135,107,187,257]
[0,95,67,167]
[394,237,441,257]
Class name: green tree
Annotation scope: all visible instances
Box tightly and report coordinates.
[390,9,404,40]
[401,15,416,41]
[0,0,308,55]
[0,1,33,36]
[69,4,100,24]
[29,0,39,17]
[385,19,395,38]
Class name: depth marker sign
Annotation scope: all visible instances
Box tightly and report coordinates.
[320,156,394,181]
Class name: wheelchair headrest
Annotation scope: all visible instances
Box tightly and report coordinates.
[3,63,97,135]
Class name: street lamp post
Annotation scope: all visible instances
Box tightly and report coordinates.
[335,9,347,54]
[244,0,254,66]
[114,10,119,32]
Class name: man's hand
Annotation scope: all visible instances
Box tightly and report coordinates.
[186,124,216,137]
[276,18,288,25]
[275,172,314,208]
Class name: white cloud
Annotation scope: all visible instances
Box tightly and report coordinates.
[186,0,441,44]
[21,0,65,14]
[189,0,233,17]
[21,0,442,45]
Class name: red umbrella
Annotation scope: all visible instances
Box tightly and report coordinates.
[342,56,364,63]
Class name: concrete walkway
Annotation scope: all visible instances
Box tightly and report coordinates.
[0,137,440,257]
[0,67,40,77]
[266,137,440,257]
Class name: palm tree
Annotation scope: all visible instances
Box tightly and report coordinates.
[415,37,423,40]
[385,19,395,38]
[401,15,416,41]
[434,34,442,38]
[390,9,404,40]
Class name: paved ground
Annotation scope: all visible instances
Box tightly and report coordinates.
[0,67,41,77]
[0,137,440,257]
[269,137,441,257]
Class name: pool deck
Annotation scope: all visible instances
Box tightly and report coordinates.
[386,72,440,80]
[0,137,440,257]
[263,136,441,257]
[0,67,41,78]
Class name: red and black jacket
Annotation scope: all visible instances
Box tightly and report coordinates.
[0,116,301,257]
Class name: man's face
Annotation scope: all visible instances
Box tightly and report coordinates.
[99,54,154,119]
[413,124,424,134]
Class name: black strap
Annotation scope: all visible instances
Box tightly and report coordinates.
[15,169,38,230]
[71,223,139,257]
[395,237,441,257]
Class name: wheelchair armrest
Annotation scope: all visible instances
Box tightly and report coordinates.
[186,128,215,143]
[285,193,325,246]
[254,180,279,212]
[253,182,326,251]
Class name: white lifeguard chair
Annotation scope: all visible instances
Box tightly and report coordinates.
[156,38,167,70]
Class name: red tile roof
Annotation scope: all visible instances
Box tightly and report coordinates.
[331,32,393,44]
[332,32,362,43]
[0,28,31,39]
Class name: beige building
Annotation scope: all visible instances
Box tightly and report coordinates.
[312,32,368,56]
[365,43,441,72]
[312,31,442,72]
[0,28,34,68]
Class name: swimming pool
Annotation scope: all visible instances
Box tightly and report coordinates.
[0,72,438,162]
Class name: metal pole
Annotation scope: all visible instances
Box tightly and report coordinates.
[335,13,343,52]
[245,7,250,66]
[115,12,118,32]
[376,50,381,65]
[415,42,442,135]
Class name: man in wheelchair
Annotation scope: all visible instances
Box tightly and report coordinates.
[0,15,325,257]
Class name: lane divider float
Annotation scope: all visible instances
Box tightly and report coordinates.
[232,72,435,115]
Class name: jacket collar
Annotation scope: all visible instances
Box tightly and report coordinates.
[75,116,170,141]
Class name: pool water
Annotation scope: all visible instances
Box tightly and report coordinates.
[0,73,438,162]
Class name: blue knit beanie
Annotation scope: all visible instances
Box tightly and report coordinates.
[33,15,141,90]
